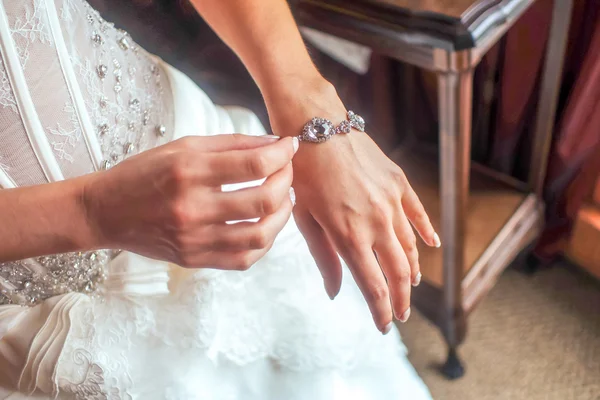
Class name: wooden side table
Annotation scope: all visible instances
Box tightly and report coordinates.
[295,0,574,378]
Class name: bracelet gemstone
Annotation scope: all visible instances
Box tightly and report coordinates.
[299,111,365,143]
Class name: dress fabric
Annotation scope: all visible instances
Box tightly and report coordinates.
[0,1,432,399]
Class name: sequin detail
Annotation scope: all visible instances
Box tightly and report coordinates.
[0,251,115,306]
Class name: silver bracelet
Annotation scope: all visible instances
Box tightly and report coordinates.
[299,111,365,143]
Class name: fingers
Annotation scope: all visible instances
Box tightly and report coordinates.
[204,136,298,185]
[176,133,281,153]
[393,209,421,287]
[402,185,440,248]
[211,162,293,222]
[374,232,412,323]
[294,212,343,299]
[339,242,393,334]
[210,191,294,251]
[185,244,274,271]
[194,194,293,269]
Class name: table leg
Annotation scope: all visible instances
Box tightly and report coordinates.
[437,68,474,379]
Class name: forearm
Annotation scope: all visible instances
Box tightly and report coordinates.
[0,177,96,262]
[190,0,317,93]
[189,0,346,134]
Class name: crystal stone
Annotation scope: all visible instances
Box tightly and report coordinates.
[307,119,332,141]
[98,123,109,135]
[347,111,365,131]
[92,32,104,46]
[97,64,108,79]
[118,36,130,51]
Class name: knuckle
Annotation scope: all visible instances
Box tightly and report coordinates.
[365,284,389,303]
[336,223,363,250]
[383,185,399,203]
[168,156,192,186]
[414,211,430,227]
[170,199,194,229]
[404,236,418,254]
[397,267,412,283]
[249,228,271,249]
[177,136,196,149]
[258,191,278,216]
[230,133,245,144]
[334,211,360,236]
[247,152,269,177]
[233,253,255,271]
[177,252,194,268]
[392,167,407,182]
[371,202,389,226]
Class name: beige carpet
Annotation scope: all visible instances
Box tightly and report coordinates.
[398,263,600,400]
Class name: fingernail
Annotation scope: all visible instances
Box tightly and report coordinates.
[289,187,296,206]
[382,322,394,335]
[400,307,411,323]
[412,272,422,287]
[292,137,299,154]
[433,233,441,248]
[324,281,337,300]
[265,135,280,140]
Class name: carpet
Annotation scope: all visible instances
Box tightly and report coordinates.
[398,263,600,400]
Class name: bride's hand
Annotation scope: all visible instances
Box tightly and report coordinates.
[83,134,298,270]
[267,81,439,334]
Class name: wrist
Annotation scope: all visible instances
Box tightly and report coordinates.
[76,173,108,251]
[264,75,347,138]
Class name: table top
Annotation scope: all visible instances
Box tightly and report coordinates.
[296,0,530,50]
[356,0,490,19]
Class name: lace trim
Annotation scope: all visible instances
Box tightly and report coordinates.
[59,352,128,400]
[55,302,131,400]
[47,101,82,163]
[0,56,17,113]
[59,0,77,24]
[10,0,53,70]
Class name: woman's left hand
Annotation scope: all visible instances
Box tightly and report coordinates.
[266,80,440,334]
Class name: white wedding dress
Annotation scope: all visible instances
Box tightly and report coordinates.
[0,1,432,399]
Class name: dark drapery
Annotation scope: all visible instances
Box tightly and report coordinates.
[533,5,600,261]
[486,0,600,261]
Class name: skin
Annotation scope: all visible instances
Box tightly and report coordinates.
[0,135,297,270]
[189,0,439,331]
[0,0,439,334]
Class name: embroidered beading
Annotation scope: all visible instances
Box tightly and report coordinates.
[0,251,116,306]
[76,2,170,170]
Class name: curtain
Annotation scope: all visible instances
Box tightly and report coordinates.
[489,0,600,261]
[533,4,600,261]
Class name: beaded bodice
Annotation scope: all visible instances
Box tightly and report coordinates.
[0,0,175,305]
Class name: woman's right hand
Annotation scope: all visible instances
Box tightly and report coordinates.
[82,134,298,270]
